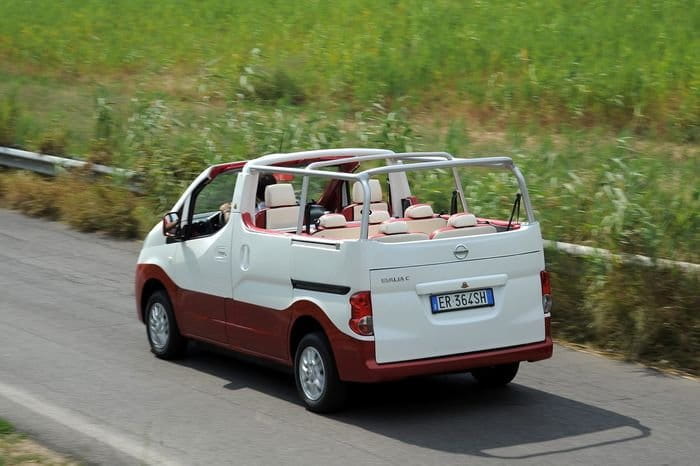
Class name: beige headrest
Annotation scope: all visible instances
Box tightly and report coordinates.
[379,221,408,235]
[351,179,383,203]
[448,213,477,228]
[369,210,390,224]
[405,204,434,219]
[318,213,346,229]
[265,184,296,208]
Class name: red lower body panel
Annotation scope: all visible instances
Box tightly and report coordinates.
[329,316,553,383]
[334,334,552,383]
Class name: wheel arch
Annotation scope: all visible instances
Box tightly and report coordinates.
[140,278,167,322]
[135,263,179,324]
[286,298,372,381]
[289,314,326,362]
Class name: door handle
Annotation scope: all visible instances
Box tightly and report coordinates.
[240,244,250,271]
[215,246,228,262]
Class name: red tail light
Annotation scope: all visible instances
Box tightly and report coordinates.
[349,291,374,336]
[540,270,552,314]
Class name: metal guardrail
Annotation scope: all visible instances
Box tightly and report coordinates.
[544,240,699,273]
[1,145,697,272]
[0,146,133,178]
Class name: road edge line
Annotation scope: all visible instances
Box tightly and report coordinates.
[0,380,179,466]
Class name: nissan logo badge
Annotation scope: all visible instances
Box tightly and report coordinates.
[453,244,469,260]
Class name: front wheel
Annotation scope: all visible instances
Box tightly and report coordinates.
[146,290,187,360]
[471,362,519,387]
[294,332,348,413]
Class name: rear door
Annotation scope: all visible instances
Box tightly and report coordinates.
[369,234,546,364]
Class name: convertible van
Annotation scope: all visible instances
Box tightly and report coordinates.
[135,148,553,412]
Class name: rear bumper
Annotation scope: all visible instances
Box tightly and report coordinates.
[332,317,553,383]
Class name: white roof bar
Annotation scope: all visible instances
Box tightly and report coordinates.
[305,151,453,171]
[245,148,393,173]
[362,156,515,176]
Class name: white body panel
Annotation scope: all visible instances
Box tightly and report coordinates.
[173,225,233,298]
[229,217,294,310]
[138,223,175,269]
[289,238,373,340]
[366,224,545,363]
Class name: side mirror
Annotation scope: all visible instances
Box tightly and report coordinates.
[162,212,181,238]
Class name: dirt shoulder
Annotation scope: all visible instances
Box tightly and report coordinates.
[0,419,79,466]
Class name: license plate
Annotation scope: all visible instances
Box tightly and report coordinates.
[430,288,495,313]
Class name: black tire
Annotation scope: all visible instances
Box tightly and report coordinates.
[145,290,187,360]
[294,332,348,413]
[471,362,520,387]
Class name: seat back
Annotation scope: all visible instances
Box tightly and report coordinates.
[312,211,392,240]
[342,179,389,220]
[430,213,497,239]
[258,184,299,230]
[371,220,429,243]
[313,214,356,240]
[403,204,447,234]
[364,210,392,236]
[368,209,390,224]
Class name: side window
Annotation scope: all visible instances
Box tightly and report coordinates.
[188,170,238,238]
[193,171,238,215]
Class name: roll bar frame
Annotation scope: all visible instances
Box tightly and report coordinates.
[244,149,535,240]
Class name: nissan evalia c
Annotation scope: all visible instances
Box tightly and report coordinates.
[135,148,553,412]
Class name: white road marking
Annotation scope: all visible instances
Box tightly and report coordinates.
[0,380,180,466]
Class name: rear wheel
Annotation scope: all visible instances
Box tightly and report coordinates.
[294,332,347,413]
[146,290,187,360]
[471,362,519,387]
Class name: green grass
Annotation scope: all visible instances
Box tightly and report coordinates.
[0,420,13,437]
[1,0,699,136]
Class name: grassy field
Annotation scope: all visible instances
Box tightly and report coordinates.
[1,0,699,138]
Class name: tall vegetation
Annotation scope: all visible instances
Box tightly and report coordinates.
[1,94,697,264]
[548,250,700,375]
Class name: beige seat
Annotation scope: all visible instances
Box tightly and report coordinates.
[258,184,299,229]
[342,179,389,220]
[403,204,447,234]
[430,213,497,239]
[312,214,357,240]
[312,211,392,240]
[367,210,390,235]
[371,221,429,243]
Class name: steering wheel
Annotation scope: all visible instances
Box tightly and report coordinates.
[203,210,223,231]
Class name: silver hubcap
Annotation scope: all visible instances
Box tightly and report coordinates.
[148,303,169,351]
[299,346,326,401]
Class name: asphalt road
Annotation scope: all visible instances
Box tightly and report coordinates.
[0,208,698,465]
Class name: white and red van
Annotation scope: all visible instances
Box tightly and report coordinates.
[135,149,553,412]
